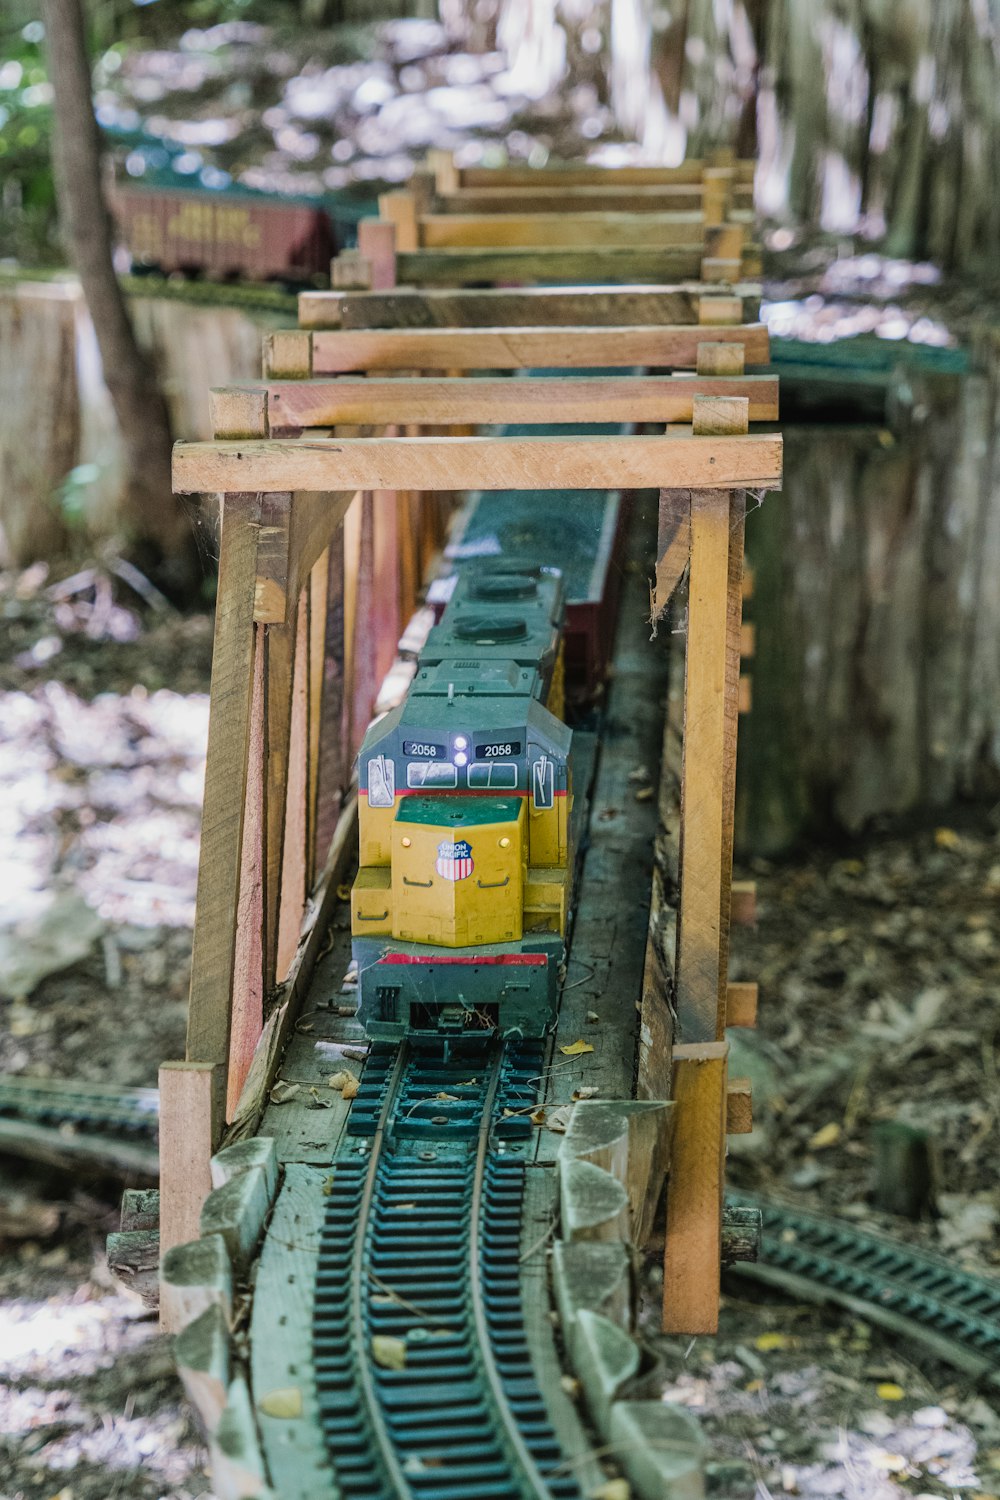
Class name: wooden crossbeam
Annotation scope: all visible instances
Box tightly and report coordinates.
[457,161,754,188]
[258,375,779,430]
[391,248,742,286]
[414,211,741,251]
[173,432,782,496]
[302,286,761,332]
[438,185,708,214]
[310,324,769,373]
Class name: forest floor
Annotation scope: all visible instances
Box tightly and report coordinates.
[1,562,999,1499]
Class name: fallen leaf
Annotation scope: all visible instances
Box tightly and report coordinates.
[573,1086,599,1101]
[591,1481,631,1500]
[342,1075,360,1100]
[372,1335,407,1370]
[935,827,961,849]
[586,1010,600,1023]
[755,1332,793,1351]
[560,1375,581,1397]
[434,1092,459,1101]
[545,1104,574,1133]
[269,1081,300,1105]
[530,1107,546,1126]
[808,1122,841,1150]
[559,1039,595,1056]
[337,882,352,900]
[258,1386,303,1418]
[634,786,653,802]
[328,1070,353,1090]
[877,1382,905,1401]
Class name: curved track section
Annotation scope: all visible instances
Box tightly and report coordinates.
[730,1191,1000,1382]
[314,1038,582,1499]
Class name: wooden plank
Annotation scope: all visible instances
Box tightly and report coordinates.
[159,1059,217,1313]
[276,589,310,983]
[263,330,311,379]
[307,550,328,889]
[173,432,783,496]
[372,489,401,688]
[717,490,747,1003]
[264,621,293,989]
[349,493,378,758]
[651,488,692,623]
[186,495,260,1113]
[356,219,396,290]
[419,210,715,249]
[673,490,732,1043]
[394,247,721,285]
[311,324,769,374]
[300,285,762,331]
[379,190,418,251]
[726,1077,753,1134]
[227,627,265,1120]
[264,375,779,429]
[440,184,706,213]
[252,491,293,625]
[731,880,757,926]
[314,525,347,869]
[460,161,734,187]
[662,1041,727,1335]
[726,980,759,1028]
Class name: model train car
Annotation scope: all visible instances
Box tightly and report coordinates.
[351,564,574,1042]
[111,179,374,282]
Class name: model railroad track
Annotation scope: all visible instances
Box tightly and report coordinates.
[313,1036,582,1499]
[729,1191,1000,1384]
[0,1074,159,1174]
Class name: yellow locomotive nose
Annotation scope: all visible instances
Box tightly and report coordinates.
[391,795,525,947]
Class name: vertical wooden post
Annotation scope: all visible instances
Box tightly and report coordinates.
[314,526,347,870]
[673,397,749,1044]
[427,147,459,195]
[227,630,265,1119]
[379,190,419,251]
[662,1041,728,1335]
[306,549,329,889]
[185,494,260,1133]
[276,589,310,982]
[357,219,397,290]
[159,1059,217,1329]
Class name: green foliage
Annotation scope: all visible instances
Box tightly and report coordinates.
[0,8,58,262]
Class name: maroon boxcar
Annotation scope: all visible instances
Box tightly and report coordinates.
[113,182,334,281]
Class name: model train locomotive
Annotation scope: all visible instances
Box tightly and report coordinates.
[351,561,574,1043]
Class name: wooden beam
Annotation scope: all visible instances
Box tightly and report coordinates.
[697,341,745,376]
[726,1077,753,1134]
[276,591,310,983]
[726,980,759,1028]
[393,247,730,285]
[379,191,419,251]
[173,432,783,496]
[663,1041,727,1335]
[311,324,769,374]
[264,375,779,429]
[459,161,745,187]
[185,495,260,1114]
[159,1059,217,1310]
[357,219,396,290]
[673,488,732,1043]
[418,210,718,249]
[730,880,757,926]
[438,184,707,214]
[228,629,265,1120]
[300,285,762,331]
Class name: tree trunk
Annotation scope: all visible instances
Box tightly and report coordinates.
[40,0,197,594]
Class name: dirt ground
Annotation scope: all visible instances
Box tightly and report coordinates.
[2,562,999,1499]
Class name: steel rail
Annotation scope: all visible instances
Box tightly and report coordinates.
[349,1041,415,1499]
[468,1044,553,1500]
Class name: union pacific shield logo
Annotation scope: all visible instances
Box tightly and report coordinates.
[436,839,474,881]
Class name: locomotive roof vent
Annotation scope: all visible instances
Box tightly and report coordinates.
[470,572,538,602]
[452,614,528,643]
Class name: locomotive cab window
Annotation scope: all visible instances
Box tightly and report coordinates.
[468,762,518,790]
[406,761,459,789]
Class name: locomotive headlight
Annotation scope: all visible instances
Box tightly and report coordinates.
[454,752,468,767]
[454,735,468,750]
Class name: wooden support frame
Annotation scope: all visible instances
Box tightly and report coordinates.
[339,244,747,289]
[258,374,779,430]
[663,1041,728,1335]
[173,431,782,496]
[307,323,768,374]
[300,286,762,332]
